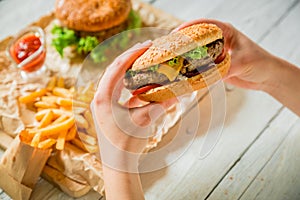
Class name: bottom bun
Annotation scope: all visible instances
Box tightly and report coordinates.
[138,53,231,102]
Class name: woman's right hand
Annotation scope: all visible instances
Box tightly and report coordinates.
[174,19,300,116]
[173,19,279,91]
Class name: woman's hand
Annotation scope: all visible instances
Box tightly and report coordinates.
[174,19,300,116]
[92,41,176,200]
[173,19,278,91]
[93,41,175,154]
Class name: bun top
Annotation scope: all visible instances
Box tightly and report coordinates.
[132,23,223,70]
[55,0,131,32]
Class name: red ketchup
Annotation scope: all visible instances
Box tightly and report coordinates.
[10,34,46,72]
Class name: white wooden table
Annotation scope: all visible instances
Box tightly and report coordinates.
[1,0,300,199]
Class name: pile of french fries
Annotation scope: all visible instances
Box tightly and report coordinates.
[18,76,98,152]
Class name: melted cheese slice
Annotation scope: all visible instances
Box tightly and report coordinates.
[157,57,184,81]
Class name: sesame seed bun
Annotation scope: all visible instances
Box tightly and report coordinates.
[137,53,231,102]
[132,23,223,70]
[55,0,131,32]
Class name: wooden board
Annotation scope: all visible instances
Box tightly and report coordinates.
[240,121,300,200]
[207,108,299,199]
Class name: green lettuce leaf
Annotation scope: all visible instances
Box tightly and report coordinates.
[51,25,78,57]
[168,57,180,66]
[127,10,142,30]
[183,46,208,59]
[77,36,99,55]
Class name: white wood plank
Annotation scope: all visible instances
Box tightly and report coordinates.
[153,0,226,21]
[0,0,55,40]
[205,0,299,42]
[207,109,299,199]
[0,188,12,200]
[240,121,300,200]
[259,2,300,66]
[154,0,298,43]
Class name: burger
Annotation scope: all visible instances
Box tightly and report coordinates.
[124,23,231,102]
[52,0,141,60]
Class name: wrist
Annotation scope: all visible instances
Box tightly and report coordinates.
[261,56,300,116]
[260,55,283,94]
[98,134,142,173]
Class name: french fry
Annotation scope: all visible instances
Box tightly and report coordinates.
[83,110,94,126]
[19,129,34,143]
[19,78,99,151]
[52,114,68,125]
[37,108,46,112]
[81,82,95,95]
[31,132,41,147]
[53,87,72,98]
[66,125,77,141]
[18,88,47,104]
[38,110,54,128]
[60,106,72,111]
[71,138,85,151]
[35,101,58,109]
[75,114,89,129]
[69,86,75,93]
[27,129,39,135]
[83,110,97,137]
[71,138,98,153]
[77,132,97,146]
[38,116,75,137]
[47,76,57,91]
[56,130,67,150]
[35,109,72,121]
[84,143,98,153]
[42,96,59,104]
[57,77,65,88]
[76,95,93,103]
[57,97,73,107]
[73,100,89,108]
[38,138,56,149]
[86,126,97,137]
[73,107,87,114]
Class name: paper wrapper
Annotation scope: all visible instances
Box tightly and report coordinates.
[47,143,105,195]
[0,136,51,200]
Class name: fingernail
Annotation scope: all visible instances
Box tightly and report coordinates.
[170,29,177,33]
[142,40,152,45]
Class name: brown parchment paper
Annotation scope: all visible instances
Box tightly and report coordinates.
[0,136,51,200]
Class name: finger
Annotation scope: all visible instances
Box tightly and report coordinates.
[224,77,259,90]
[124,95,150,108]
[129,97,178,127]
[148,98,178,121]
